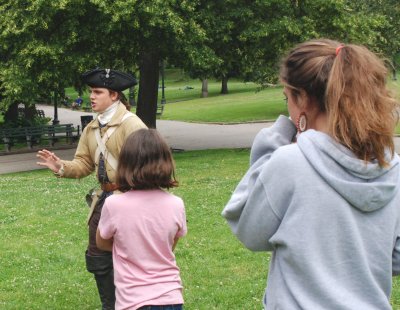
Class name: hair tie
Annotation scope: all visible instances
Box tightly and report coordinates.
[336,44,345,56]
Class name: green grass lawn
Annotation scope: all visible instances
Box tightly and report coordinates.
[2,150,400,309]
[64,69,289,123]
[161,84,287,123]
[0,149,268,309]
[1,71,400,308]
[9,68,400,127]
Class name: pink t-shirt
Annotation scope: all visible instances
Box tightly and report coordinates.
[98,189,187,310]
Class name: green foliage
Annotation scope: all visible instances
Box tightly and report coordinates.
[0,0,99,108]
[91,0,209,66]
[238,0,390,84]
[346,0,400,60]
[1,0,399,119]
[0,0,141,110]
[1,115,51,128]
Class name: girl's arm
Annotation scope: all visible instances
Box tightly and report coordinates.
[96,228,113,252]
[172,236,180,251]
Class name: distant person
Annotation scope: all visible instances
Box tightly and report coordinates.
[62,95,71,107]
[72,96,83,110]
[222,39,400,309]
[37,68,147,309]
[97,128,187,310]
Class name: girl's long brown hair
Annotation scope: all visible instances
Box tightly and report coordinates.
[280,39,398,167]
[116,128,178,192]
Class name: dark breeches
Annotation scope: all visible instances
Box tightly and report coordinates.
[86,194,115,310]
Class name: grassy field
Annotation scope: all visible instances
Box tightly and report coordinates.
[64,69,288,123]
[3,68,398,126]
[2,149,400,309]
[1,71,400,309]
[0,149,269,309]
[160,82,287,123]
[65,68,399,126]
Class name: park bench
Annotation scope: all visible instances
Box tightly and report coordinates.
[37,109,45,118]
[156,103,165,117]
[0,124,80,152]
[17,108,46,118]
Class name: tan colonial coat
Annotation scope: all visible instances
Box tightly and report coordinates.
[60,103,147,221]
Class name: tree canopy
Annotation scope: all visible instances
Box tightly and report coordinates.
[0,0,399,127]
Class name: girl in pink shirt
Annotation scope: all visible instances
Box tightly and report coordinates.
[97,128,187,310]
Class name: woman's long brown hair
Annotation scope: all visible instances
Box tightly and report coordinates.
[280,39,398,167]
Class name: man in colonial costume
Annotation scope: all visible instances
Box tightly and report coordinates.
[37,68,147,309]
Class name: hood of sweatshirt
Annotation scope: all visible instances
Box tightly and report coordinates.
[297,130,400,212]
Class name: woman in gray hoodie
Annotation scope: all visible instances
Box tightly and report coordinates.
[222,39,400,309]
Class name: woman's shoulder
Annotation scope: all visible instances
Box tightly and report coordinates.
[258,143,306,184]
[271,143,303,166]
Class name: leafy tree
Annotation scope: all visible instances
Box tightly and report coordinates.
[0,0,396,128]
[0,0,111,123]
[191,0,256,94]
[242,0,388,85]
[93,0,209,128]
[347,0,400,78]
[188,0,390,93]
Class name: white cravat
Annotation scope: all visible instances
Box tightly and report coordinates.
[97,101,120,125]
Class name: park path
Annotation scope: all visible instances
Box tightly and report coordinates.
[38,104,271,151]
[2,104,400,174]
[0,105,270,174]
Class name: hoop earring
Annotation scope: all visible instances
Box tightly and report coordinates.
[296,112,307,133]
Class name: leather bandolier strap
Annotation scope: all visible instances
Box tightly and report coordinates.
[97,152,118,192]
[97,152,110,184]
[101,183,119,192]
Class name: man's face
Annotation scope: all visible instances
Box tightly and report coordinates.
[89,87,118,113]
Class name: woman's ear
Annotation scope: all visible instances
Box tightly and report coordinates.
[297,89,313,110]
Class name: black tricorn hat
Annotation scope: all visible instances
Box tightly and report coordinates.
[81,68,137,91]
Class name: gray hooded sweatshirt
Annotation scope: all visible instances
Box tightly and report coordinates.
[222,115,400,309]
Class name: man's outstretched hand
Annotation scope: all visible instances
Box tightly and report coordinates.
[36,149,62,173]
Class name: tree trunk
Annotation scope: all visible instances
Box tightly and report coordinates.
[137,51,160,129]
[201,79,208,98]
[25,104,37,121]
[4,101,19,124]
[390,58,397,81]
[221,77,229,94]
